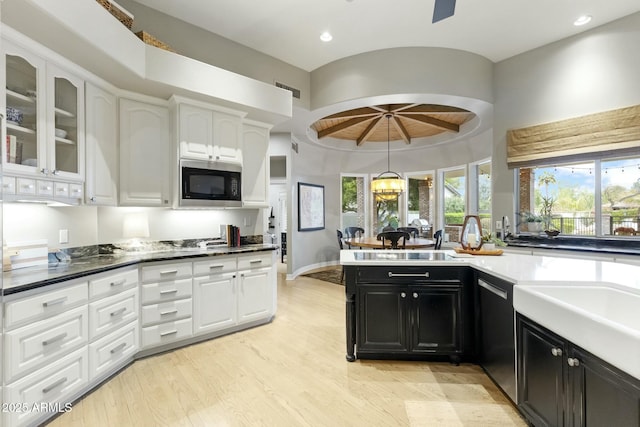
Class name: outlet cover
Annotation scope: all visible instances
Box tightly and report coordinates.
[496,220,503,230]
[59,229,69,244]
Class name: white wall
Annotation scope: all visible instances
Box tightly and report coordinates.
[492,12,640,225]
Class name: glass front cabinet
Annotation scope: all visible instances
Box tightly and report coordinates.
[3,39,84,201]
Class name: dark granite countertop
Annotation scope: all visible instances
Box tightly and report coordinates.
[506,235,640,256]
[3,244,278,296]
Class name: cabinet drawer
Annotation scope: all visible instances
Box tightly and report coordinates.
[89,321,138,381]
[89,288,138,340]
[140,261,193,282]
[5,306,89,383]
[16,177,36,195]
[5,282,88,330]
[141,317,192,348]
[193,256,237,276]
[69,183,83,198]
[54,182,69,198]
[141,278,192,304]
[141,298,192,326]
[2,175,16,194]
[89,268,138,300]
[3,347,88,427]
[356,266,467,284]
[36,180,54,196]
[237,252,272,270]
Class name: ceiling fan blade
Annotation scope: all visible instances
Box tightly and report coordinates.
[432,0,456,23]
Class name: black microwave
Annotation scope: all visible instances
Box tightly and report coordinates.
[180,160,242,207]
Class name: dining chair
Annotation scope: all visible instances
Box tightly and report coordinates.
[433,229,443,250]
[397,227,419,239]
[376,231,411,249]
[336,230,345,283]
[344,226,365,238]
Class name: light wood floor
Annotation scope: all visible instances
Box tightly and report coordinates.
[49,265,526,426]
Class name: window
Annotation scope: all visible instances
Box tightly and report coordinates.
[406,173,434,233]
[517,155,639,238]
[341,175,366,234]
[442,167,466,226]
[472,160,491,232]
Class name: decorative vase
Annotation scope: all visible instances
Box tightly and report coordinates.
[527,222,543,232]
[483,243,496,251]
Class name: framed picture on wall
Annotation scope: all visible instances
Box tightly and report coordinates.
[298,182,325,231]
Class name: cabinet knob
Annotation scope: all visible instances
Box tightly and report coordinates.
[413,292,418,299]
[90,196,97,202]
[551,347,563,357]
[567,357,580,367]
[40,168,49,175]
[52,169,59,175]
[400,292,406,298]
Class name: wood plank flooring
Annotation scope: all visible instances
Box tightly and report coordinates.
[49,265,526,426]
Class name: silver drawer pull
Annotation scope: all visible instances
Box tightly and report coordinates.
[160,330,178,337]
[209,264,224,269]
[160,309,179,316]
[110,307,127,317]
[551,347,563,357]
[567,357,580,367]
[388,272,430,278]
[160,289,178,295]
[42,332,68,346]
[159,269,178,275]
[249,259,263,264]
[110,343,127,354]
[110,279,126,287]
[478,279,508,300]
[42,377,68,394]
[42,296,68,307]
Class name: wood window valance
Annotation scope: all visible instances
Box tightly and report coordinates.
[506,104,640,168]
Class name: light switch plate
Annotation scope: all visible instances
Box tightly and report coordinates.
[496,220,503,229]
[59,229,69,244]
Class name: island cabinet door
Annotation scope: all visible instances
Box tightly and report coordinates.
[517,316,566,427]
[568,346,640,427]
[357,286,409,353]
[409,286,462,354]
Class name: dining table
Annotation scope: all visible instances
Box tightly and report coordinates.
[344,236,435,249]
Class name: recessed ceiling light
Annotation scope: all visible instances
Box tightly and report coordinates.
[320,31,333,42]
[574,15,592,26]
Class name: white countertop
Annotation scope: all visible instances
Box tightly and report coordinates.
[341,249,640,379]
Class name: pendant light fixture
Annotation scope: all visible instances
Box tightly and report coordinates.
[371,114,406,200]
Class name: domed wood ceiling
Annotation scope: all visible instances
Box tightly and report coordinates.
[311,104,475,147]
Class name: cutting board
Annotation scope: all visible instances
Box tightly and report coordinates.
[4,239,48,271]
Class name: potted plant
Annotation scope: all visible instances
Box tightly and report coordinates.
[481,231,506,251]
[520,211,544,232]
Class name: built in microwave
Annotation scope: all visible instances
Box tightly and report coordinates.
[180,159,242,207]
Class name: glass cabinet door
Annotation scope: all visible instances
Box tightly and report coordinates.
[4,46,45,173]
[47,64,84,180]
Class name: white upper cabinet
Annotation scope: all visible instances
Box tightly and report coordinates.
[176,99,244,164]
[85,82,118,206]
[3,41,46,176]
[212,111,242,164]
[119,98,171,207]
[241,121,271,207]
[46,63,85,181]
[178,103,213,160]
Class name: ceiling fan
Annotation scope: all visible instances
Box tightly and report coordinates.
[432,0,456,23]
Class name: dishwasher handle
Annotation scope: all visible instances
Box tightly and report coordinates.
[478,279,508,300]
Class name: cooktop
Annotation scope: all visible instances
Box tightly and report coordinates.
[353,251,454,261]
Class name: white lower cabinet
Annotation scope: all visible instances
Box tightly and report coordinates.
[193,253,275,336]
[88,287,138,340]
[4,305,88,383]
[140,260,193,349]
[88,320,137,381]
[3,348,88,427]
[193,266,237,335]
[238,265,273,325]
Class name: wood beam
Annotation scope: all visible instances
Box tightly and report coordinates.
[317,116,374,139]
[357,116,384,146]
[391,116,411,144]
[401,114,460,133]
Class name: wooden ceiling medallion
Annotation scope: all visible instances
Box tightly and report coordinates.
[311,103,475,146]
